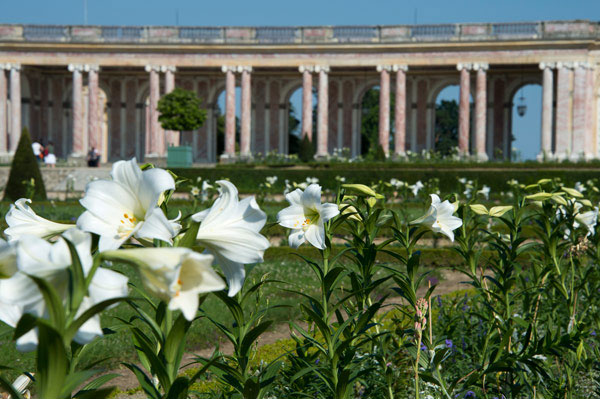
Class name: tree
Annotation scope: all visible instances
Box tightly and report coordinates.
[434,99,459,156]
[157,88,207,144]
[288,101,301,155]
[4,127,47,201]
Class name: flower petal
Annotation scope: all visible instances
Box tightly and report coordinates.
[212,254,245,297]
[277,205,305,229]
[301,184,322,210]
[138,168,176,218]
[319,203,340,223]
[136,208,178,244]
[288,229,305,248]
[304,223,326,250]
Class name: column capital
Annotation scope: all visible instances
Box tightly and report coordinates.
[539,62,556,70]
[160,65,177,73]
[456,63,473,71]
[314,65,330,73]
[376,65,393,72]
[473,63,489,71]
[556,61,575,70]
[221,65,235,73]
[392,64,409,72]
[68,64,85,72]
[237,65,252,73]
[84,64,100,72]
[144,65,161,73]
[299,65,316,73]
[573,61,594,70]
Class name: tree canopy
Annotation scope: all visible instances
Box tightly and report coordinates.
[157,88,207,132]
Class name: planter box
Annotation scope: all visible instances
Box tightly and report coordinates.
[167,145,193,168]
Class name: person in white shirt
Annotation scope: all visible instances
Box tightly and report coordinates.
[32,140,42,161]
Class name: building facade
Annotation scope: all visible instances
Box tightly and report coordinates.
[0,21,598,162]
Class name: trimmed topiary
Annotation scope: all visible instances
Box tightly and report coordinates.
[3,127,47,201]
[298,135,315,163]
[374,144,387,161]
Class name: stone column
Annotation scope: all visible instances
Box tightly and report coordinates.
[145,65,161,157]
[316,65,330,158]
[0,65,7,155]
[555,62,573,160]
[377,65,391,156]
[163,66,177,148]
[584,65,595,159]
[474,63,488,161]
[222,66,236,159]
[571,62,587,160]
[240,66,252,158]
[538,62,555,160]
[393,64,408,157]
[457,63,472,155]
[299,65,314,141]
[68,63,84,157]
[87,65,100,154]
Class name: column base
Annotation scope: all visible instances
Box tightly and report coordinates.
[314,153,330,161]
[554,152,569,162]
[475,152,488,162]
[392,152,407,161]
[238,152,253,162]
[219,153,237,164]
[536,151,555,162]
[67,154,87,166]
[0,152,13,164]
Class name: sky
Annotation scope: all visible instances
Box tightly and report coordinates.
[3,0,596,159]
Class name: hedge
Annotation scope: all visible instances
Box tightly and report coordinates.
[171,166,600,194]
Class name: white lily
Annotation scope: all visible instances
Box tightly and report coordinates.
[477,185,491,200]
[410,181,424,197]
[575,207,598,236]
[277,184,339,250]
[4,198,73,242]
[192,180,269,297]
[0,239,17,279]
[411,194,463,241]
[77,158,180,251]
[0,229,128,351]
[103,248,225,320]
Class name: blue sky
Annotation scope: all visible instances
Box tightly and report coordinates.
[2,0,598,27]
[4,0,595,159]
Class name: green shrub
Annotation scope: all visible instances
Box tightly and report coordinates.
[157,87,206,134]
[3,127,47,201]
[298,135,315,162]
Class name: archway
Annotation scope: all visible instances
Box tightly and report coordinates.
[508,83,542,161]
[284,85,317,155]
[430,83,474,155]
[215,86,241,158]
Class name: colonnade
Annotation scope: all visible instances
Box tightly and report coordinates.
[0,61,597,162]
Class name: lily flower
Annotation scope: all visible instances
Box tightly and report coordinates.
[411,194,463,241]
[0,239,17,279]
[4,198,72,242]
[477,185,491,200]
[192,180,269,297]
[77,158,180,251]
[103,248,225,320]
[410,181,424,197]
[0,229,128,351]
[277,184,339,250]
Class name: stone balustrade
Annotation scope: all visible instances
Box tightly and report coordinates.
[0,20,595,45]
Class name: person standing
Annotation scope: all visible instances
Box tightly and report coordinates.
[44,141,56,168]
[32,139,42,162]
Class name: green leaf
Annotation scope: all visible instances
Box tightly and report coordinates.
[73,387,116,399]
[77,373,120,392]
[64,236,87,315]
[36,320,68,399]
[60,370,98,398]
[13,313,36,341]
[240,321,273,359]
[65,297,128,344]
[123,363,161,399]
[164,313,191,380]
[165,376,190,399]
[29,275,65,332]
[178,220,200,248]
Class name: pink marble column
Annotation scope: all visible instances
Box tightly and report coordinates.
[394,65,407,156]
[539,63,555,159]
[584,66,595,158]
[457,63,471,155]
[9,65,21,153]
[164,66,177,147]
[223,66,236,158]
[555,63,573,160]
[0,66,6,154]
[68,64,84,156]
[240,66,252,157]
[377,65,391,156]
[145,65,160,156]
[87,65,100,154]
[474,63,488,161]
[571,63,587,159]
[316,65,329,157]
[300,66,314,141]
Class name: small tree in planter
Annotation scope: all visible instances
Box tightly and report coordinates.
[157,88,207,166]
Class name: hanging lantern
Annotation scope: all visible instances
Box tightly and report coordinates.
[517,93,527,117]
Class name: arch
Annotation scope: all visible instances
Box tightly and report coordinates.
[353,78,380,105]
[506,80,543,160]
[356,80,380,155]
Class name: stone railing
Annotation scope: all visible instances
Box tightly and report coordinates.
[0,21,596,45]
